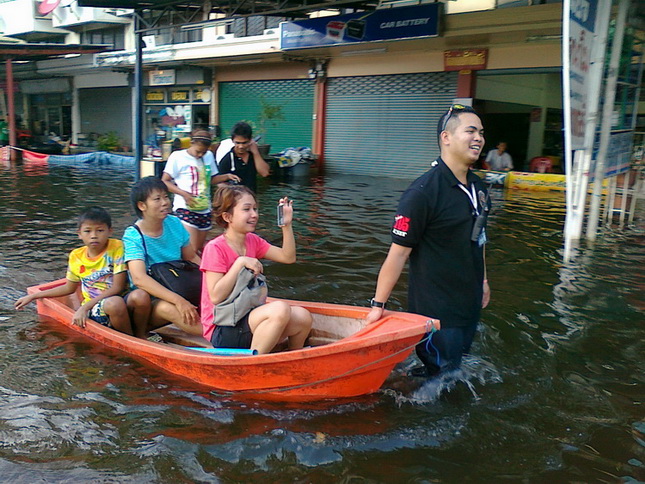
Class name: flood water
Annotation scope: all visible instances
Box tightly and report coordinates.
[0,160,643,482]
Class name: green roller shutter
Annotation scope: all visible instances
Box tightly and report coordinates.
[219,79,315,152]
[325,72,458,179]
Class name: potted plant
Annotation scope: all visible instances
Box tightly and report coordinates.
[97,131,121,152]
[256,97,285,158]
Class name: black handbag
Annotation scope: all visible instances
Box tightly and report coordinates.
[131,225,202,307]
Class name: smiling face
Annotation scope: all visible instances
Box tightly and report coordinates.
[441,112,484,166]
[223,192,259,234]
[138,188,171,221]
[78,220,111,256]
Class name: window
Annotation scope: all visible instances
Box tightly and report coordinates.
[81,26,125,51]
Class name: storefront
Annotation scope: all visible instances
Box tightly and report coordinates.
[475,70,563,172]
[324,71,458,178]
[218,79,315,152]
[143,85,212,148]
[78,86,131,149]
[21,78,72,139]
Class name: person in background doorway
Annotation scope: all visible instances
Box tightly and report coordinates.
[485,141,513,171]
[216,122,270,192]
[366,104,491,378]
[161,129,240,254]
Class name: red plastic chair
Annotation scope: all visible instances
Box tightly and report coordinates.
[529,156,553,173]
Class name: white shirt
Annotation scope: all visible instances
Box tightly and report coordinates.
[163,149,218,213]
[485,150,513,171]
[215,139,234,163]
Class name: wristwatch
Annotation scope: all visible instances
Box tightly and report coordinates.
[370,298,387,309]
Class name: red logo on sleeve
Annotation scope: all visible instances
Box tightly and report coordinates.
[392,215,410,237]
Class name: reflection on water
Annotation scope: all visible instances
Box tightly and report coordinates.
[0,161,643,482]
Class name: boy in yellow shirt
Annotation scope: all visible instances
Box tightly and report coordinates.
[15,207,150,335]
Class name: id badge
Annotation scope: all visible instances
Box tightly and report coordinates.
[478,228,487,247]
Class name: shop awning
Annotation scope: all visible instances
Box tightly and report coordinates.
[0,42,109,61]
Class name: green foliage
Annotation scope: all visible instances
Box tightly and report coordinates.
[257,97,285,138]
[97,131,121,152]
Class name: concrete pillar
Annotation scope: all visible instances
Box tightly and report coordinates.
[71,79,80,145]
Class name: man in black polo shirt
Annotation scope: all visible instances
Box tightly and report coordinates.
[366,104,490,377]
[217,122,270,193]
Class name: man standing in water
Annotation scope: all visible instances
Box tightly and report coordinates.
[366,104,491,377]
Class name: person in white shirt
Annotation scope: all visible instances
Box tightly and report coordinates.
[485,141,513,171]
[161,129,240,253]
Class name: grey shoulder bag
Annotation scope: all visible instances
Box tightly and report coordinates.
[213,267,268,327]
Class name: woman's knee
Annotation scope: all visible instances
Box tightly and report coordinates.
[126,289,151,308]
[291,306,313,329]
[267,301,291,321]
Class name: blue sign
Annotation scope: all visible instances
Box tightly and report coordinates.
[569,0,598,33]
[280,4,441,50]
[591,129,633,178]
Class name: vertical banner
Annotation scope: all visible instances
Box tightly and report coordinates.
[565,0,599,151]
[562,0,605,262]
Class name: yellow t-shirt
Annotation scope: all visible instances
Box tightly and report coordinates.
[66,238,126,303]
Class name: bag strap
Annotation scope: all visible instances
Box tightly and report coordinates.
[131,224,150,268]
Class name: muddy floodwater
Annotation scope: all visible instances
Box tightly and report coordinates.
[0,161,643,482]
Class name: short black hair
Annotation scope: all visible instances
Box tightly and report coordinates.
[230,121,253,140]
[130,176,168,218]
[437,104,479,145]
[78,206,112,229]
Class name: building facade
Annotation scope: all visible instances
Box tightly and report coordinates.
[1,0,642,177]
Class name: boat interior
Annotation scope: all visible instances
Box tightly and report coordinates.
[47,287,368,351]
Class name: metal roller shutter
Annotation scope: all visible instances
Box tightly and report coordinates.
[79,87,132,145]
[219,79,315,152]
[325,72,458,179]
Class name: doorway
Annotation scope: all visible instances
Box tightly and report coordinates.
[480,112,531,171]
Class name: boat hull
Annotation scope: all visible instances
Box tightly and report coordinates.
[28,280,436,402]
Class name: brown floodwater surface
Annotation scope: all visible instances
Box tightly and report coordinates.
[0,161,643,482]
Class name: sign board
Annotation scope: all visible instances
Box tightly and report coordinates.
[95,48,176,67]
[149,69,176,86]
[169,90,190,102]
[443,49,488,71]
[603,130,633,177]
[280,4,440,50]
[193,88,211,103]
[566,0,599,150]
[145,90,165,103]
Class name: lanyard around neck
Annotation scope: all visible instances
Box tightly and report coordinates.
[458,182,479,216]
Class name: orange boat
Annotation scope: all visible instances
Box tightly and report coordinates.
[28,279,439,402]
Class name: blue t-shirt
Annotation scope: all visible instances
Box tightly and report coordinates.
[123,215,190,267]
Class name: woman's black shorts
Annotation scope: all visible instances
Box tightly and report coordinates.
[210,313,253,349]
